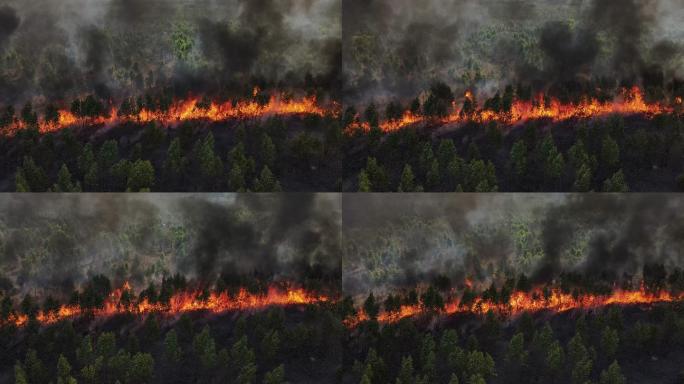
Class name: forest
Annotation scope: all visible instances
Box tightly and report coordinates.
[338,194,684,383]
[0,94,342,192]
[343,82,684,192]
[342,0,684,192]
[0,0,341,192]
[0,194,343,383]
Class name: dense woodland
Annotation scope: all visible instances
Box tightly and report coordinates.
[0,273,344,384]
[343,82,684,192]
[341,267,684,384]
[343,301,684,384]
[3,266,684,383]
[0,94,342,192]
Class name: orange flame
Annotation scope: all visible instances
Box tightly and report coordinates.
[349,285,684,326]
[7,283,328,327]
[2,93,333,136]
[346,87,673,134]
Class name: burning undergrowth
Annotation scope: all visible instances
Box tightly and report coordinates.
[0,88,338,137]
[344,85,681,134]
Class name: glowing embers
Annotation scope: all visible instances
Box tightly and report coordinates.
[3,90,332,136]
[346,87,674,134]
[7,283,328,327]
[350,284,684,326]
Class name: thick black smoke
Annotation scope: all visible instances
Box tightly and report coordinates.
[0,5,19,48]
[343,0,684,103]
[0,0,340,104]
[343,194,684,296]
[535,195,684,282]
[538,22,599,83]
[0,194,160,294]
[0,194,341,296]
[342,194,504,294]
[587,0,653,81]
[177,194,341,284]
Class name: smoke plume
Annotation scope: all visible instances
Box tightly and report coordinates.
[0,0,340,104]
[0,194,341,296]
[343,194,684,296]
[342,0,684,104]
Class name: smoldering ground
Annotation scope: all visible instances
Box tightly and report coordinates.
[0,194,341,296]
[0,0,341,104]
[342,0,684,103]
[343,194,684,296]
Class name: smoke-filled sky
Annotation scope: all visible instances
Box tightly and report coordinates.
[0,0,341,104]
[343,0,684,103]
[0,194,341,296]
[343,194,684,296]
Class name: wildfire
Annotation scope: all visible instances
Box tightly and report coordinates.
[2,91,333,136]
[350,285,684,326]
[6,283,329,328]
[346,87,674,134]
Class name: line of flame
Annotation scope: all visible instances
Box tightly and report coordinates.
[345,87,678,134]
[347,285,684,327]
[6,283,329,327]
[2,92,334,136]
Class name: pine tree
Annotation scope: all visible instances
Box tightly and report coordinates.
[599,360,626,384]
[398,164,415,192]
[365,157,388,192]
[260,133,276,169]
[164,330,182,364]
[129,352,154,383]
[52,164,81,192]
[358,170,372,192]
[261,330,280,362]
[127,160,155,192]
[15,168,30,192]
[264,365,285,384]
[254,166,282,192]
[574,162,592,192]
[164,138,183,183]
[363,293,379,320]
[14,363,28,384]
[229,163,246,192]
[193,326,217,371]
[601,135,620,168]
[56,355,76,384]
[196,133,223,188]
[16,157,48,192]
[601,327,619,359]
[505,333,528,366]
[603,170,629,192]
[396,356,415,384]
[510,140,527,177]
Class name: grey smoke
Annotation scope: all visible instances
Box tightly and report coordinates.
[0,0,340,104]
[343,0,684,104]
[0,194,341,296]
[343,194,684,296]
[0,5,19,47]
